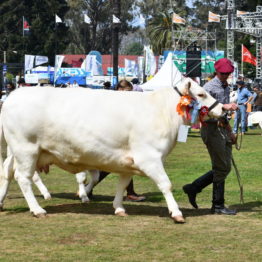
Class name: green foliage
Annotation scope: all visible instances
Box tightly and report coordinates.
[0,0,69,64]
[5,72,14,82]
[123,42,143,55]
[64,0,137,54]
[147,12,173,54]
[0,0,138,64]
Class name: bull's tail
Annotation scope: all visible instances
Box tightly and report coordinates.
[0,113,6,179]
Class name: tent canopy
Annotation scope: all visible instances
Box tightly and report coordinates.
[141,53,184,91]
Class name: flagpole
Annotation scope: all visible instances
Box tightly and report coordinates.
[55,19,57,57]
[22,16,25,75]
[22,16,24,37]
[241,44,243,76]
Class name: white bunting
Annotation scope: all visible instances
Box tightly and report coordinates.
[55,14,62,23]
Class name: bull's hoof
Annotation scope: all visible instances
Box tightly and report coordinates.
[115,211,128,217]
[0,206,3,212]
[81,196,90,203]
[33,213,47,218]
[44,193,52,200]
[172,215,186,224]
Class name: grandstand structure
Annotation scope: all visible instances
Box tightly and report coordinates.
[169,0,262,80]
[222,0,262,80]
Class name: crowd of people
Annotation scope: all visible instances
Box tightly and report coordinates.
[231,79,262,135]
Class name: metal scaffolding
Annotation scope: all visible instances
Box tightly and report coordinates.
[221,1,262,79]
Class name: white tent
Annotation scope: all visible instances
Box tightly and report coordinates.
[141,52,184,91]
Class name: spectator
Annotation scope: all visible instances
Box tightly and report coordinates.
[233,80,253,134]
[17,77,26,88]
[116,79,133,91]
[6,82,16,96]
[65,81,72,88]
[253,85,262,111]
[72,80,79,88]
[131,78,143,92]
[1,82,16,103]
[103,81,111,90]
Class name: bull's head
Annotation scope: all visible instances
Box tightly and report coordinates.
[175,78,224,119]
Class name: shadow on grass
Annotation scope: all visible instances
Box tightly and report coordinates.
[230,201,262,212]
[243,132,262,136]
[52,191,165,203]
[4,191,261,218]
[44,202,211,218]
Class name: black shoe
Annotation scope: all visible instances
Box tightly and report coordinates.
[211,206,237,215]
[183,184,198,209]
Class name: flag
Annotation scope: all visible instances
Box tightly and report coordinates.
[113,15,121,24]
[23,17,30,36]
[124,59,137,77]
[237,10,248,17]
[84,14,91,24]
[55,14,62,23]
[85,55,102,76]
[144,46,156,76]
[208,11,220,23]
[54,55,65,82]
[24,55,35,72]
[172,13,185,24]
[242,45,256,66]
[35,56,49,66]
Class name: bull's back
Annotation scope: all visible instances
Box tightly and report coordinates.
[2,87,178,168]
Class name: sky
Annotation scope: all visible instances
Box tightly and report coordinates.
[133,0,195,27]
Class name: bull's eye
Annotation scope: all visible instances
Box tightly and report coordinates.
[198,94,205,98]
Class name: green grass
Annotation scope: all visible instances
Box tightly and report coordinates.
[0,127,261,261]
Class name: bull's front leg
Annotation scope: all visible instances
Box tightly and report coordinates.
[15,168,47,217]
[139,159,185,223]
[113,174,132,216]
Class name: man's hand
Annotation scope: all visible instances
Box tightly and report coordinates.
[223,103,238,111]
[230,132,237,145]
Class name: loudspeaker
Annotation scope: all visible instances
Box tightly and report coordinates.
[186,50,201,78]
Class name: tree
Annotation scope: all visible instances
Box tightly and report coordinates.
[65,0,138,54]
[147,12,173,54]
[0,0,69,64]
[137,0,189,54]
[123,42,144,55]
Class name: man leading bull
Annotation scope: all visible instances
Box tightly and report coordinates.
[183,58,238,215]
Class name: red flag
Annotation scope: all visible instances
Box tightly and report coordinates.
[23,17,30,36]
[242,45,256,66]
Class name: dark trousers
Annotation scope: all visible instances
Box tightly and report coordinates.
[201,123,232,183]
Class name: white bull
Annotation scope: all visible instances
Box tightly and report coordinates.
[0,78,224,223]
[247,111,262,134]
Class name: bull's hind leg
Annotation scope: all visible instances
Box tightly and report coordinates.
[113,174,132,216]
[139,159,185,223]
[76,171,89,203]
[14,150,47,216]
[84,170,100,196]
[0,155,15,210]
[32,172,51,200]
